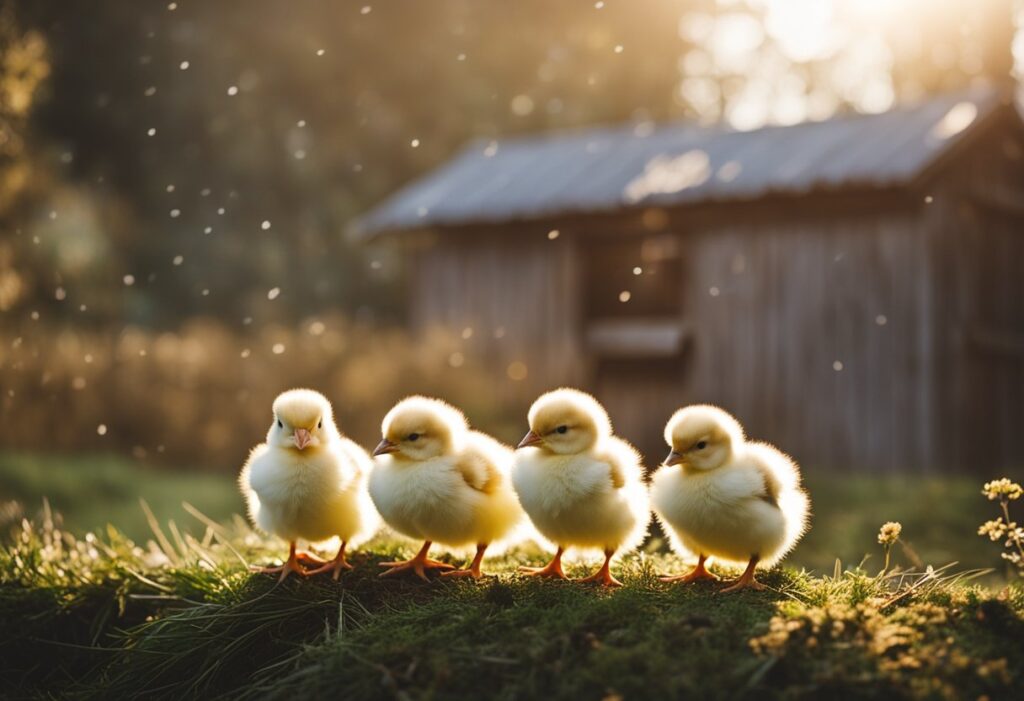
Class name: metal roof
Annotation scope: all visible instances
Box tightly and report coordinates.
[353,85,1008,238]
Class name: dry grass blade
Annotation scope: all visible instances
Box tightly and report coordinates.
[182,501,250,569]
[139,498,179,567]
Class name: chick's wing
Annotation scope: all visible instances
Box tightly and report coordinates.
[596,437,644,489]
[336,437,372,485]
[745,443,788,508]
[454,449,500,494]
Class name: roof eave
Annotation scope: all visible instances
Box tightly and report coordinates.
[907,96,1022,193]
[355,183,925,241]
[349,85,1012,241]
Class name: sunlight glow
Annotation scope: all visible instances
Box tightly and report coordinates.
[707,0,915,128]
[759,0,905,63]
[624,150,710,203]
[930,101,979,140]
[846,0,903,19]
[762,0,840,62]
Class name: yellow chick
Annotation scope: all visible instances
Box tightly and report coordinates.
[651,405,810,592]
[369,396,526,580]
[239,389,380,581]
[511,388,650,587]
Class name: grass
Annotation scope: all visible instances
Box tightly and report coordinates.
[798,472,1004,574]
[0,451,1011,574]
[1,508,1022,700]
[2,453,1023,699]
[0,452,239,539]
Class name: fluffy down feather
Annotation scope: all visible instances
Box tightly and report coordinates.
[368,397,527,555]
[512,388,650,560]
[651,405,809,568]
[239,389,379,548]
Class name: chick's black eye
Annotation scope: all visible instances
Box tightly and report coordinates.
[556,425,568,434]
[408,433,420,442]
[318,419,322,429]
[696,441,707,450]
[277,419,283,429]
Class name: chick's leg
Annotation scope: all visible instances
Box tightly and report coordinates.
[306,541,354,580]
[659,553,719,584]
[442,543,488,579]
[719,555,766,593]
[519,546,568,580]
[379,541,455,581]
[295,551,328,566]
[577,549,623,587]
[251,541,313,583]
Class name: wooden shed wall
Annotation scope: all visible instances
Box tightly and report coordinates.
[407,207,943,472]
[399,116,1024,474]
[925,117,1024,474]
[674,209,935,473]
[408,235,585,405]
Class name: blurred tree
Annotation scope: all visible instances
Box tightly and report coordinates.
[0,2,49,313]
[5,0,1019,329]
[681,0,1019,128]
[12,0,691,329]
[887,0,1017,96]
[2,0,1019,466]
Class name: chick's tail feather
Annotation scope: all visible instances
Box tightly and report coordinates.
[773,487,810,567]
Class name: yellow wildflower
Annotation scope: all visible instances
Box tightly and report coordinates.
[982,478,1023,501]
[877,521,902,546]
[978,518,1006,541]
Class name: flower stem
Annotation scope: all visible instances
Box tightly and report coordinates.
[1001,499,1024,564]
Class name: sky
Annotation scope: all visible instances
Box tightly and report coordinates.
[691,0,1022,129]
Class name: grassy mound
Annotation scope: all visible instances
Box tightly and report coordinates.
[2,505,1023,700]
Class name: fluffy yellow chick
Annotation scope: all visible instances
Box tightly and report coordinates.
[239,389,380,581]
[511,388,650,587]
[369,396,526,580]
[651,405,810,592]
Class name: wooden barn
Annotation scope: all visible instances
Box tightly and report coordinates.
[353,85,1024,474]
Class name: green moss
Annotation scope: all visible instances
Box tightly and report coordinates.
[1,460,1023,698]
[1,508,1023,701]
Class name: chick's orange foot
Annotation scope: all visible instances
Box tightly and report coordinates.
[379,558,455,581]
[441,567,484,579]
[577,568,623,587]
[518,547,568,580]
[252,542,315,582]
[306,542,354,580]
[295,552,328,566]
[659,569,718,584]
[308,559,354,580]
[720,578,767,593]
[718,556,766,593]
[378,541,455,581]
[441,544,488,579]
[577,551,622,587]
[659,554,718,584]
[251,561,312,583]
[518,563,568,579]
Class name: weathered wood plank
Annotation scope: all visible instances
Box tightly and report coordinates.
[401,117,1024,475]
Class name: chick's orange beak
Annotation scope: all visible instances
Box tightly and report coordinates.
[517,430,543,449]
[293,428,312,450]
[663,449,684,467]
[373,438,398,456]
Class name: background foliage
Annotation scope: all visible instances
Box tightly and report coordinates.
[1,0,1018,465]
